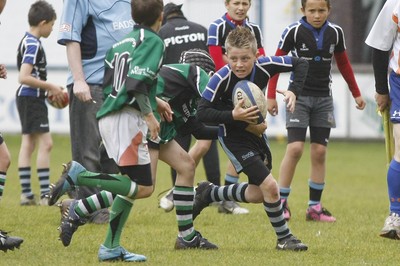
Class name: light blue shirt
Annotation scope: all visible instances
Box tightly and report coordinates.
[57,0,134,85]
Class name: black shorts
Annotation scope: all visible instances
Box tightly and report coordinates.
[16,96,49,134]
[287,127,331,146]
[219,133,272,186]
[0,132,3,145]
[119,164,152,186]
[147,140,160,150]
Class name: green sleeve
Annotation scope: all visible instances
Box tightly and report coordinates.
[134,92,152,115]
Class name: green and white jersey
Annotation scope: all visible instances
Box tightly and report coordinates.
[97,25,165,120]
[156,63,210,130]
[151,63,210,144]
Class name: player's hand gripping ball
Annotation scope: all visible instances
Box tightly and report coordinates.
[232,80,267,124]
[47,88,69,109]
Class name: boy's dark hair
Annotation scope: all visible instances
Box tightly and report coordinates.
[28,0,56,26]
[301,0,331,9]
[131,0,163,27]
[162,2,184,25]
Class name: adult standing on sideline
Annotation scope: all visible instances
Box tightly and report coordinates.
[205,0,265,214]
[158,2,223,213]
[365,0,400,240]
[0,0,24,253]
[160,3,208,63]
[57,0,133,223]
[267,0,366,222]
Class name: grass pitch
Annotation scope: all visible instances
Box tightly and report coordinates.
[0,134,396,265]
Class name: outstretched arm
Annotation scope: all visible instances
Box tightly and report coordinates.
[335,51,366,110]
[266,48,289,116]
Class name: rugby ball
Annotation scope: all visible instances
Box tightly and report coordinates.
[232,80,267,124]
[47,89,69,109]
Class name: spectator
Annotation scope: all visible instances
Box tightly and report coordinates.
[56,0,133,223]
[16,0,64,206]
[365,0,400,239]
[267,0,366,222]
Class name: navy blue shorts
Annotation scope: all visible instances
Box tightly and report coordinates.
[218,133,272,186]
[16,96,49,134]
[390,71,400,123]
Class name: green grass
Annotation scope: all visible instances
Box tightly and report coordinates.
[0,134,395,265]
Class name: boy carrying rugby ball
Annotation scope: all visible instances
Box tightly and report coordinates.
[194,26,309,251]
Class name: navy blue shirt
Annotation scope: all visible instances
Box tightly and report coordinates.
[197,56,308,139]
[278,17,346,97]
[16,32,47,98]
[207,13,264,54]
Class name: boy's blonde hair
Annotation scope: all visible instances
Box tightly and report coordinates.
[225,26,257,54]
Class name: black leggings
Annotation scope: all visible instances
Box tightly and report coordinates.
[287,127,331,146]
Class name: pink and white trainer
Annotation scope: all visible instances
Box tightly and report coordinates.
[306,203,336,222]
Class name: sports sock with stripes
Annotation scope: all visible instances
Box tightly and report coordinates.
[264,199,291,240]
[224,173,239,186]
[173,186,196,241]
[75,190,115,218]
[0,171,5,201]
[308,179,324,206]
[19,167,33,198]
[210,183,248,203]
[37,168,50,198]
[279,187,291,200]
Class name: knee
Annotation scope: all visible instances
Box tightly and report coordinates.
[197,143,211,155]
[311,145,326,163]
[42,139,53,153]
[177,157,195,177]
[137,185,154,198]
[0,148,11,171]
[287,144,304,159]
[260,176,279,199]
[0,156,11,171]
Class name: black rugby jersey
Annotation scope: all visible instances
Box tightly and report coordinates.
[16,32,47,97]
[207,13,264,54]
[278,17,345,97]
[159,15,208,64]
[198,56,308,138]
